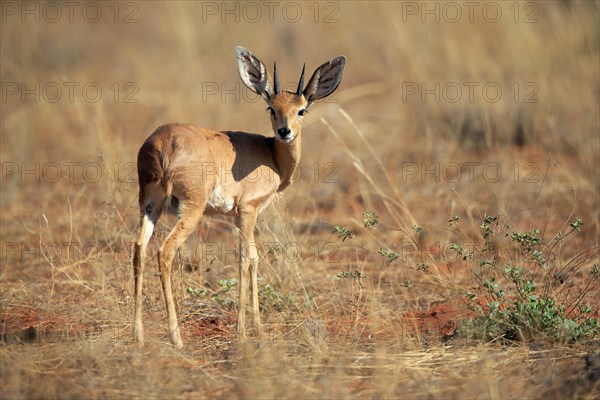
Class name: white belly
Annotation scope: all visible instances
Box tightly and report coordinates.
[206,184,235,214]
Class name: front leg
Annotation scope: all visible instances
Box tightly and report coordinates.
[236,206,259,339]
[248,233,262,337]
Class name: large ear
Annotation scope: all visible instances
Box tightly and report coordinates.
[302,56,346,107]
[236,46,273,100]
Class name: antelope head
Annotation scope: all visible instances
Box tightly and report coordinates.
[236,46,345,143]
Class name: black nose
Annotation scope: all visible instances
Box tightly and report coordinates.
[278,127,291,138]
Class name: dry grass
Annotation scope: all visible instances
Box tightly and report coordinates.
[1,1,599,399]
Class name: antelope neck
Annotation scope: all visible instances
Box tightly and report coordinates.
[274,133,301,192]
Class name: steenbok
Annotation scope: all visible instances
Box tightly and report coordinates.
[133,46,345,347]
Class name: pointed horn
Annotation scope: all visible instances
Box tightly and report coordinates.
[273,62,280,95]
[296,63,305,96]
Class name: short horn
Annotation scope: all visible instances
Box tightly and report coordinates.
[273,62,280,95]
[296,63,305,96]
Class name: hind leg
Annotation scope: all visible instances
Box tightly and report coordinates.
[157,199,206,348]
[133,183,165,347]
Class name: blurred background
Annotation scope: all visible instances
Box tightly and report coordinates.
[2,1,598,228]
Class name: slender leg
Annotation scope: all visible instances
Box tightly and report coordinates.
[133,186,164,347]
[249,235,262,337]
[157,202,204,348]
[236,215,249,340]
[236,206,260,339]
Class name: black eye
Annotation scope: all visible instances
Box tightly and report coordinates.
[298,109,307,117]
[267,107,275,117]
